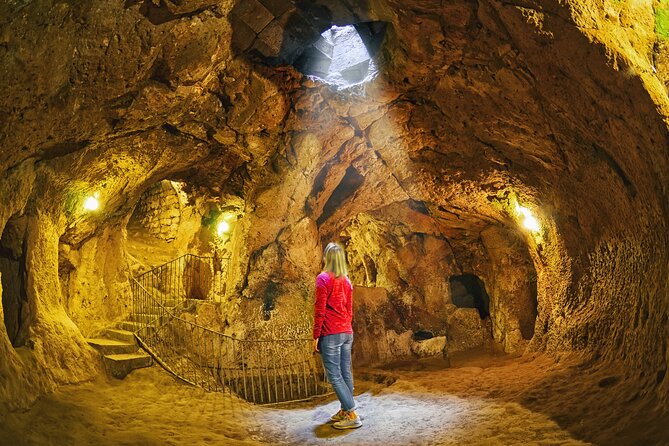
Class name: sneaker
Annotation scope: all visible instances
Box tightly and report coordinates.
[330,409,346,422]
[332,410,362,430]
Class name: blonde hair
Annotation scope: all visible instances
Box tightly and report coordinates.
[323,242,348,278]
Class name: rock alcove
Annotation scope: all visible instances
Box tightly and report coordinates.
[1,0,668,445]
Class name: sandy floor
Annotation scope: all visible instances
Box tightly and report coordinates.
[2,352,665,446]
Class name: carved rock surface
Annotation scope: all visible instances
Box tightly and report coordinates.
[0,3,667,443]
[411,336,447,358]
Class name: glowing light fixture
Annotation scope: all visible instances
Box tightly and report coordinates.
[217,220,231,236]
[83,193,100,212]
[516,204,540,233]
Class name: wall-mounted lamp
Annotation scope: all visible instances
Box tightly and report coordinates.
[83,192,101,212]
[217,220,231,236]
[215,212,237,237]
[515,204,540,233]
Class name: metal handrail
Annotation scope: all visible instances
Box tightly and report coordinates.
[132,253,230,306]
[135,253,219,282]
[130,259,328,404]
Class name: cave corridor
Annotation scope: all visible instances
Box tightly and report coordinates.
[1,1,669,445]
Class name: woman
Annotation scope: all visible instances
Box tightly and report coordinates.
[312,242,362,429]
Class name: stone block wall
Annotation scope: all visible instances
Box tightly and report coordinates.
[130,181,183,242]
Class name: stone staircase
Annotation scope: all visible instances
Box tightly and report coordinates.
[87,298,182,379]
[87,325,153,379]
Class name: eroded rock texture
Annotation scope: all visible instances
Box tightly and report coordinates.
[0,0,668,441]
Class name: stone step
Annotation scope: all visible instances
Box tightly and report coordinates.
[87,338,138,355]
[104,328,136,344]
[103,352,153,379]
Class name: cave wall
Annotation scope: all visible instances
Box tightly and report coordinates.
[0,94,228,411]
[480,225,537,353]
[221,0,669,406]
[0,162,60,411]
[59,227,131,337]
[343,210,493,364]
[352,286,413,366]
[344,212,456,364]
[486,2,669,383]
[338,205,538,363]
[0,208,100,412]
[0,0,667,414]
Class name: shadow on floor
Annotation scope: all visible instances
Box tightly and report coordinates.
[313,422,355,439]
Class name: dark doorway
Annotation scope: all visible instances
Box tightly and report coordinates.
[449,274,490,319]
[0,216,29,347]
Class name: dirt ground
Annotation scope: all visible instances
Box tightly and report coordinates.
[1,351,666,446]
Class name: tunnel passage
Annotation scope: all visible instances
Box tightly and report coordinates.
[449,274,490,319]
[0,216,28,347]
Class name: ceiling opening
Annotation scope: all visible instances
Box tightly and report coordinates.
[294,22,386,90]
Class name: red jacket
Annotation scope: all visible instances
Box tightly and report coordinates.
[313,271,353,339]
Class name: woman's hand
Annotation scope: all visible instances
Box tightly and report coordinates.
[313,338,320,353]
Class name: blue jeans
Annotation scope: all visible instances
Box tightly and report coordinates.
[319,332,355,412]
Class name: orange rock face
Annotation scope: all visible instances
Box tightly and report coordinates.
[0,2,668,442]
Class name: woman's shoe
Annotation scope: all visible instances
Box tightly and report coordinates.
[330,409,346,422]
[333,410,362,429]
